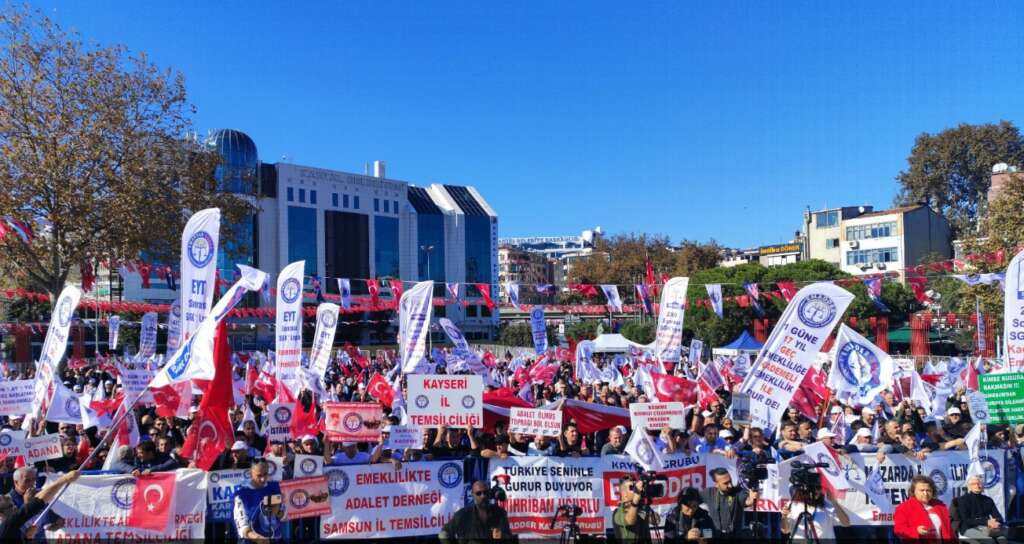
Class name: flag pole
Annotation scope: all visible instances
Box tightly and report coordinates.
[32,386,150,527]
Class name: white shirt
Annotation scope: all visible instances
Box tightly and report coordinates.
[785,502,836,541]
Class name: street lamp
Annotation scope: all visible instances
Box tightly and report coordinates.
[420,245,435,280]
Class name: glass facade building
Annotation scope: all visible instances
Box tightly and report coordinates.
[207,129,258,274]
[325,210,369,292]
[374,216,400,278]
[408,187,446,281]
[287,206,318,275]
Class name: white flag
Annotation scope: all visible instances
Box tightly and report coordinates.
[337,278,351,309]
[738,282,853,434]
[506,282,520,309]
[828,324,894,405]
[26,285,81,430]
[150,265,267,389]
[575,340,601,383]
[654,277,690,362]
[166,300,182,352]
[108,315,120,350]
[965,422,985,477]
[309,303,339,385]
[600,285,623,312]
[705,284,723,318]
[400,281,435,374]
[46,381,84,425]
[624,427,665,472]
[275,261,305,394]
[180,208,220,343]
[438,318,473,356]
[138,312,158,359]
[849,469,894,514]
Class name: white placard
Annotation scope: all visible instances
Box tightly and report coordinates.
[0,429,27,458]
[25,434,62,464]
[967,391,990,423]
[385,425,424,450]
[508,407,563,437]
[264,403,295,443]
[629,402,687,430]
[0,379,35,415]
[406,375,482,428]
[294,453,324,477]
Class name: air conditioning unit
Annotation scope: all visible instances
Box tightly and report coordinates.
[859,264,871,271]
[847,240,860,249]
[875,263,886,270]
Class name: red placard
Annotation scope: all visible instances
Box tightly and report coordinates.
[280,475,332,520]
[323,402,383,442]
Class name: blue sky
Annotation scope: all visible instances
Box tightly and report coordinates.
[33,1,1024,247]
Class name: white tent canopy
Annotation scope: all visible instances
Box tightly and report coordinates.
[592,333,644,353]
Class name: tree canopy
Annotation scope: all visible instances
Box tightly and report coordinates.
[567,233,721,285]
[895,121,1024,237]
[0,6,254,296]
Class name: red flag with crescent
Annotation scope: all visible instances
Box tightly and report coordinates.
[180,321,233,470]
[650,373,698,405]
[127,472,177,531]
[367,373,394,407]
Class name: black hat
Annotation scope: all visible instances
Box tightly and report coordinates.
[679,487,702,505]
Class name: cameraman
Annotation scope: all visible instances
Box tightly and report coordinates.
[780,479,850,541]
[665,487,714,542]
[613,476,653,544]
[233,460,285,543]
[700,468,757,540]
[439,480,512,543]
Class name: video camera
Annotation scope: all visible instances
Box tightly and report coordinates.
[789,461,828,496]
[489,475,509,503]
[736,451,768,490]
[630,469,667,502]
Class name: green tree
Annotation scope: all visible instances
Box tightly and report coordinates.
[564,320,599,341]
[895,121,1024,237]
[0,6,255,297]
[620,319,655,344]
[567,233,676,286]
[673,240,723,277]
[498,321,556,347]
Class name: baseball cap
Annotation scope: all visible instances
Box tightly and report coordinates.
[230,440,248,451]
[342,441,357,448]
[720,429,734,439]
[854,428,872,438]
[301,435,318,444]
[816,428,837,440]
[947,407,961,415]
[861,407,875,415]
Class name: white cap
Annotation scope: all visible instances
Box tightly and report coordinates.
[231,440,248,451]
[817,428,837,440]
[861,407,875,415]
[720,429,734,438]
[854,428,872,439]
[947,407,961,415]
[830,406,843,414]
[300,434,318,444]
[342,441,357,448]
[701,410,712,418]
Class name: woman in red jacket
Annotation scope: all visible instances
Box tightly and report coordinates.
[893,474,955,543]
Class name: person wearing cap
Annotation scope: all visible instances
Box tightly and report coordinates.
[689,424,734,458]
[850,406,876,435]
[665,487,714,542]
[848,427,878,452]
[214,440,254,470]
[942,407,970,439]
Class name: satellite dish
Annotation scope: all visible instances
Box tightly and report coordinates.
[993,163,1009,174]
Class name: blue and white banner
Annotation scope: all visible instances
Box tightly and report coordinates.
[653,277,690,362]
[530,306,548,355]
[600,285,623,312]
[399,281,435,374]
[506,282,520,309]
[689,339,704,364]
[976,298,986,354]
[446,282,460,302]
[1003,250,1024,372]
[575,340,600,383]
[743,282,763,317]
[635,284,654,315]
[180,208,220,343]
[954,273,1005,287]
[275,261,306,394]
[26,286,81,430]
[166,300,181,352]
[150,265,267,389]
[438,318,472,356]
[108,315,120,350]
[863,278,890,313]
[827,324,894,406]
[337,278,351,309]
[138,312,158,359]
[737,282,852,433]
[310,303,339,385]
[705,284,723,318]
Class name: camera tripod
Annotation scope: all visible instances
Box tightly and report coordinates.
[549,505,583,544]
[790,503,821,544]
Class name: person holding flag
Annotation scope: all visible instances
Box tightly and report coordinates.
[0,470,80,543]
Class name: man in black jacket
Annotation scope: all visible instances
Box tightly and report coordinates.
[0,470,79,543]
[952,475,1007,543]
[439,480,512,543]
[700,468,757,540]
[665,487,714,542]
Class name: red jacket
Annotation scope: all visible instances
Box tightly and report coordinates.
[893,498,955,543]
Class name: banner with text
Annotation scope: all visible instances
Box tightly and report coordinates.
[629,402,687,430]
[138,312,158,359]
[324,402,383,443]
[508,407,562,437]
[0,379,34,415]
[406,375,482,428]
[206,469,250,522]
[310,303,340,384]
[1004,250,1024,372]
[180,208,220,343]
[282,475,332,520]
[399,281,435,373]
[979,373,1024,424]
[275,261,306,394]
[737,283,852,433]
[654,277,690,362]
[320,461,464,539]
[530,306,548,355]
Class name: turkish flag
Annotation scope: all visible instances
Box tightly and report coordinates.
[697,378,721,410]
[291,397,319,439]
[180,322,234,470]
[791,367,828,420]
[151,381,191,419]
[367,279,381,306]
[560,399,630,434]
[367,373,394,407]
[127,472,177,531]
[776,281,798,302]
[651,373,698,404]
[390,279,404,300]
[476,283,496,311]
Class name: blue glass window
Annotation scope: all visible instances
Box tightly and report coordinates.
[465,215,492,283]
[383,200,389,213]
[374,198,380,212]
[299,188,306,203]
[332,193,338,207]
[287,187,294,202]
[343,195,349,208]
[417,214,446,281]
[354,196,360,209]
[288,206,318,275]
[374,216,400,278]
[310,190,317,205]
[394,200,399,214]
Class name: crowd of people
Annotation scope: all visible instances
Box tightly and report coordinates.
[0,345,1018,542]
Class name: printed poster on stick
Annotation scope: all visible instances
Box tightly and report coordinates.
[281,475,332,520]
[508,408,562,437]
[406,375,482,428]
[324,402,383,442]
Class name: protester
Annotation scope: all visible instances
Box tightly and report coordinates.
[664,487,714,542]
[0,470,80,543]
[951,475,1007,544]
[233,460,285,543]
[893,474,955,543]
[701,467,757,540]
[438,480,511,543]
[612,475,653,544]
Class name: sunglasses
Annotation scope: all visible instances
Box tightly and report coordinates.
[473,491,487,496]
